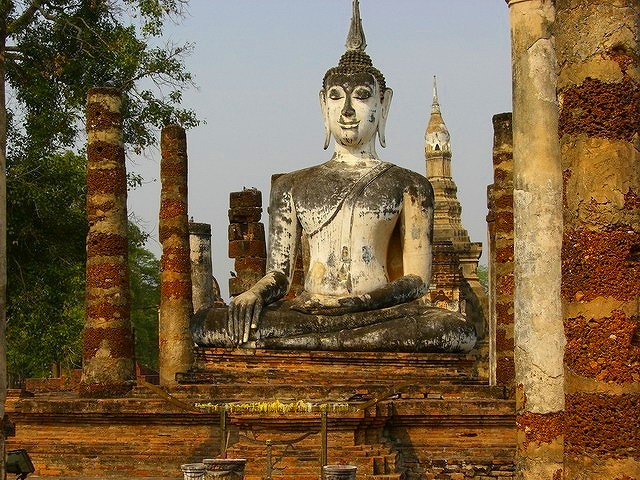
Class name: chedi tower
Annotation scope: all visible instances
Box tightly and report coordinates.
[425,77,486,338]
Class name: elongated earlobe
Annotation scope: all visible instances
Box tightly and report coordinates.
[377,88,393,148]
[319,90,331,150]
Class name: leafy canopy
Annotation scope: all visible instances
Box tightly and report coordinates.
[2,0,198,381]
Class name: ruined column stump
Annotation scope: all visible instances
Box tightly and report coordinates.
[159,125,194,387]
[81,87,135,397]
[190,221,221,313]
[228,189,266,297]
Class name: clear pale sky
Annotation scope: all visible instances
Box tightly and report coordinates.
[127,1,513,300]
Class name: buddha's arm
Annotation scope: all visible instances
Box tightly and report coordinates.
[229,177,300,344]
[399,188,433,286]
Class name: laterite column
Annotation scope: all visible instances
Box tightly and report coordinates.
[487,113,515,391]
[81,87,135,397]
[159,125,193,387]
[507,1,566,478]
[556,0,640,477]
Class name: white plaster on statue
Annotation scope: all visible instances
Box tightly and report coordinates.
[192,0,477,354]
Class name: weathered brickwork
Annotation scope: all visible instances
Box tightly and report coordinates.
[487,113,515,391]
[516,412,565,451]
[562,228,640,302]
[158,125,194,387]
[556,0,640,477]
[81,87,135,398]
[564,311,640,384]
[565,393,640,458]
[228,188,267,297]
[429,241,462,310]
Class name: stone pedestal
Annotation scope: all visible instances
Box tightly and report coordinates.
[181,463,206,480]
[323,465,357,480]
[203,458,246,480]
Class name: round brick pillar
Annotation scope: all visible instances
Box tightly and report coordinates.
[556,0,640,476]
[158,125,194,387]
[81,87,135,397]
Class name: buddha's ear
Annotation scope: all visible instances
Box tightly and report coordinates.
[378,87,393,148]
[319,89,331,150]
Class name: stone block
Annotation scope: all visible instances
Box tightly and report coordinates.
[234,257,267,275]
[228,206,262,223]
[230,189,262,208]
[228,222,265,242]
[228,240,267,259]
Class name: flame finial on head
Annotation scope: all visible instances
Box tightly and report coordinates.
[323,0,387,95]
[345,0,367,52]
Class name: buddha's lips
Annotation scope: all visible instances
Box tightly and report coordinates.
[338,121,359,129]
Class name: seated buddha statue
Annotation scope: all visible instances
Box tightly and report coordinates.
[192,0,477,353]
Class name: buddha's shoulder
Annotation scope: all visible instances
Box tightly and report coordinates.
[276,163,325,181]
[384,164,434,196]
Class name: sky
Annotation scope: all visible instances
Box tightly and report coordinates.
[127,1,513,300]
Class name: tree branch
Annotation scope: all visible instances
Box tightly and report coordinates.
[6,0,47,36]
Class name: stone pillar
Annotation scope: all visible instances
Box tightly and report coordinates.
[158,125,193,387]
[487,113,515,391]
[81,87,135,397]
[189,222,220,313]
[555,0,640,477]
[507,1,565,478]
[228,188,266,298]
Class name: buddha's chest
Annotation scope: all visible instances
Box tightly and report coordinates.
[291,164,403,238]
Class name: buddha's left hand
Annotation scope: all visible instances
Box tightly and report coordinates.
[289,274,426,316]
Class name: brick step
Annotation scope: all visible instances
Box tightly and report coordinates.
[188,348,480,385]
[157,383,505,404]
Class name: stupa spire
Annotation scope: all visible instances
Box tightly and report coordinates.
[432,75,442,114]
[426,76,450,153]
[345,0,367,52]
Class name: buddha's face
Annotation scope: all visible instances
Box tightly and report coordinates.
[323,72,382,148]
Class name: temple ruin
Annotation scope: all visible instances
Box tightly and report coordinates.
[4,1,639,479]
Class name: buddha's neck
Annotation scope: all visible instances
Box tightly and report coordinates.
[333,142,379,163]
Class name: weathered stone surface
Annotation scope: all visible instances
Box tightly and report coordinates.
[556,0,640,478]
[158,124,194,387]
[81,87,135,397]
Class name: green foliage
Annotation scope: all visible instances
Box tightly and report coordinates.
[477,264,489,295]
[6,151,86,383]
[128,222,160,370]
[4,0,198,156]
[2,0,197,382]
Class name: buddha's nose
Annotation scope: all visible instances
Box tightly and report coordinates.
[341,97,355,117]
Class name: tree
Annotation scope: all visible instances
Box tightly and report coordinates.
[6,150,86,384]
[129,221,160,370]
[477,264,489,295]
[0,1,199,454]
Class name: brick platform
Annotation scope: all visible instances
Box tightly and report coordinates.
[7,349,516,480]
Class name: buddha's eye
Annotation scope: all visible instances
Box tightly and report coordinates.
[328,88,343,100]
[353,88,372,100]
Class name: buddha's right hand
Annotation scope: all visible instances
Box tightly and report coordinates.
[228,271,289,345]
[229,290,263,345]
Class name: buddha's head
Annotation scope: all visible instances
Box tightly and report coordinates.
[320,0,393,151]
